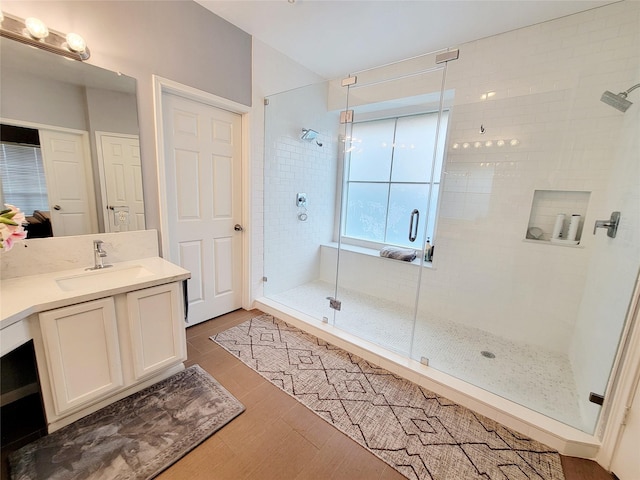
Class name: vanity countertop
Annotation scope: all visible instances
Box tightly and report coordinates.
[1,257,190,330]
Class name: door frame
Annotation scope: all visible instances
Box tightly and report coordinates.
[597,270,640,470]
[152,75,252,311]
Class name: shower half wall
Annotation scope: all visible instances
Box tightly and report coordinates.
[260,0,639,455]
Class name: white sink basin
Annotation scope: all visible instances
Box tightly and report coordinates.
[56,265,154,292]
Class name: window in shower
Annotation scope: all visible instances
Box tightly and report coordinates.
[342,110,448,250]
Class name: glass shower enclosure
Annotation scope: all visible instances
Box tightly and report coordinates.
[262,8,639,436]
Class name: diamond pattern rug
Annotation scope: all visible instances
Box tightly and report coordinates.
[8,365,245,480]
[212,314,565,480]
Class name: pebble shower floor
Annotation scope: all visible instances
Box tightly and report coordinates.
[269,280,583,431]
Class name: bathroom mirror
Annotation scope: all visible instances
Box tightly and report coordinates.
[0,37,144,237]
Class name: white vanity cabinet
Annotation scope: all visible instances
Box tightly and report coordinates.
[35,281,186,431]
[39,297,124,416]
[126,283,185,380]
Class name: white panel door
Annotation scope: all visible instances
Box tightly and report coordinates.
[162,93,243,325]
[39,129,97,236]
[99,133,145,232]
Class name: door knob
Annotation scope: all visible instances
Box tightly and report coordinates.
[53,205,61,210]
[234,224,243,232]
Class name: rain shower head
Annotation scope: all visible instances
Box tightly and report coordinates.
[600,83,640,112]
[301,128,319,141]
[301,128,323,147]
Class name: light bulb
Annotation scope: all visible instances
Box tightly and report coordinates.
[462,142,470,149]
[452,143,460,149]
[474,142,482,148]
[25,17,49,39]
[496,140,505,147]
[485,140,493,147]
[65,32,86,53]
[510,139,520,146]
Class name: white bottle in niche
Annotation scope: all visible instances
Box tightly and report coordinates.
[568,214,581,241]
[552,214,565,239]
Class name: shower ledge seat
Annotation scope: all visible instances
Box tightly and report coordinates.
[322,242,434,267]
[254,296,601,460]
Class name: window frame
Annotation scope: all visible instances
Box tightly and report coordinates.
[338,109,449,252]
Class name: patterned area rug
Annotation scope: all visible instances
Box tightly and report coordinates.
[9,365,244,480]
[212,314,565,480]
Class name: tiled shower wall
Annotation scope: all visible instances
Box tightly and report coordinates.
[262,82,341,296]
[422,1,639,429]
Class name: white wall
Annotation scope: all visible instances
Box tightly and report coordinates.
[412,1,639,358]
[1,70,88,130]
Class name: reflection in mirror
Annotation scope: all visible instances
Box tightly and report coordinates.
[0,37,144,238]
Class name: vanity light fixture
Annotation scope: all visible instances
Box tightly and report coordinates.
[25,17,49,39]
[0,11,90,61]
[65,32,87,53]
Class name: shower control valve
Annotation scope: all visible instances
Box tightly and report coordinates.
[296,193,307,207]
[593,211,620,238]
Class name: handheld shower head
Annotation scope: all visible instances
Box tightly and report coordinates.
[600,83,640,112]
[601,90,632,112]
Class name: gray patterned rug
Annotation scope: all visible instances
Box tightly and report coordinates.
[212,314,565,480]
[8,365,244,480]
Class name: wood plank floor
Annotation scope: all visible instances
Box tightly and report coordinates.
[158,308,613,480]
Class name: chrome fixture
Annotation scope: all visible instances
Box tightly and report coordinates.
[600,83,640,112]
[0,11,90,61]
[301,129,323,147]
[295,193,307,207]
[408,209,419,242]
[593,211,620,238]
[90,240,111,270]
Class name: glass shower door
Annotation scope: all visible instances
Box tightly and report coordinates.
[263,80,348,323]
[331,51,451,356]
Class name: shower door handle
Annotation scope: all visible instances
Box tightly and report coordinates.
[408,209,419,242]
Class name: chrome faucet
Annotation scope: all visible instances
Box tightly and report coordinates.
[92,240,110,269]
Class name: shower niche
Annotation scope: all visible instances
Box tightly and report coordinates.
[525,190,590,245]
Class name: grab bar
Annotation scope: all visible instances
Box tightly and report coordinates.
[408,209,419,242]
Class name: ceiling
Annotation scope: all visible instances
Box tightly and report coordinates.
[196,0,616,79]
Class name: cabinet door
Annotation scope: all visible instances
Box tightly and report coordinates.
[39,297,123,415]
[127,283,186,380]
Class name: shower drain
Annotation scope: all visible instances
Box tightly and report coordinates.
[480,350,496,359]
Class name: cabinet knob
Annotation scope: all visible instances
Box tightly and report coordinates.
[234,224,243,232]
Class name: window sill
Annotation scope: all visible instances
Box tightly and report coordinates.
[322,242,434,268]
